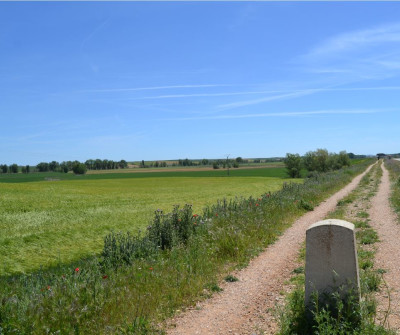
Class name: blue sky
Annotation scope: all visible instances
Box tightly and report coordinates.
[1,2,400,165]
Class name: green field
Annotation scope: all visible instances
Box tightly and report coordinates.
[0,167,298,275]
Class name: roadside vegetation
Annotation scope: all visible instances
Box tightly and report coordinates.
[278,161,394,335]
[384,158,400,220]
[0,159,371,334]
[284,149,351,178]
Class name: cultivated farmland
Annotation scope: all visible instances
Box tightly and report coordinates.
[0,167,296,275]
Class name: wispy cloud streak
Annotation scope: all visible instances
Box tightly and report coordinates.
[217,89,321,111]
[127,85,400,101]
[167,109,386,121]
[306,23,400,59]
[80,84,229,93]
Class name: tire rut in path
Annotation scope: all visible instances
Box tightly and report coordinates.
[369,163,400,332]
[167,164,374,335]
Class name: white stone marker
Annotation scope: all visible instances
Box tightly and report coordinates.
[305,219,360,308]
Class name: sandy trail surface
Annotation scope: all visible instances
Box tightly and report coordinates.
[369,163,400,332]
[167,164,374,335]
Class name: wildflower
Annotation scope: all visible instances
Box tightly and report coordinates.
[256,203,259,206]
[102,275,108,279]
[47,285,51,290]
[215,213,218,217]
[75,267,79,273]
[149,267,153,271]
[193,214,198,218]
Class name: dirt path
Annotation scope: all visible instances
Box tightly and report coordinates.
[369,163,400,331]
[167,164,374,335]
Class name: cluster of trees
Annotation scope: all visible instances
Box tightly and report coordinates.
[36,159,128,173]
[1,159,129,175]
[285,149,351,178]
[140,160,168,168]
[84,159,128,170]
[174,157,249,167]
[138,158,247,168]
[0,164,20,174]
[212,159,239,169]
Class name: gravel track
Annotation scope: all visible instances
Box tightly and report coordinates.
[369,163,400,332]
[167,164,374,335]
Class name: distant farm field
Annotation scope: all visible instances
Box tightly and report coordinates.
[0,167,299,275]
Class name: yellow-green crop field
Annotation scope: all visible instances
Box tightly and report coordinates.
[0,169,300,275]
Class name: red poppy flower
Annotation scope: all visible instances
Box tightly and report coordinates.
[193,214,198,217]
[75,267,79,273]
[47,285,51,290]
[102,275,108,279]
[256,203,259,206]
[149,267,153,270]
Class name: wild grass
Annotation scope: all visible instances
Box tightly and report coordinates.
[278,161,394,335]
[384,159,400,221]
[0,160,372,333]
[0,175,295,276]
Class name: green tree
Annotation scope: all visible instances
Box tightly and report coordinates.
[284,153,302,178]
[49,161,59,172]
[303,151,317,171]
[118,160,128,169]
[338,151,351,167]
[328,153,342,170]
[314,148,330,172]
[72,162,87,175]
[10,164,18,173]
[36,162,49,172]
[0,164,8,173]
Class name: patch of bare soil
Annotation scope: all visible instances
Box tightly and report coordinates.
[369,163,400,331]
[166,165,373,335]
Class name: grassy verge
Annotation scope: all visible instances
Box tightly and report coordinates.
[278,162,394,335]
[0,160,372,334]
[384,159,400,221]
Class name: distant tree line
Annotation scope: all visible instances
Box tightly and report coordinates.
[140,160,168,168]
[284,149,352,178]
[0,159,128,175]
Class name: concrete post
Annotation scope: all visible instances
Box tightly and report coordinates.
[305,219,360,309]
